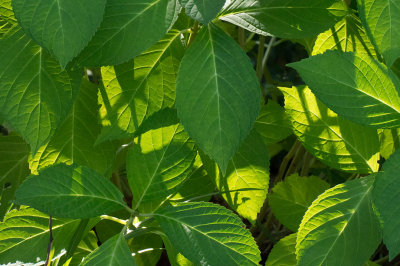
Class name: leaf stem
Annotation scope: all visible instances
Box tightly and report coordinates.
[276,140,301,182]
[256,35,266,82]
[238,27,246,49]
[187,21,200,47]
[100,215,128,225]
[45,216,53,266]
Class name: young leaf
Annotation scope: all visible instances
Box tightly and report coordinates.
[127,109,197,213]
[289,51,400,128]
[16,164,127,218]
[218,0,347,38]
[0,25,79,154]
[12,0,107,68]
[178,0,225,24]
[357,0,400,66]
[81,233,137,265]
[296,175,381,266]
[155,202,261,265]
[77,0,179,66]
[29,79,116,176]
[265,233,297,266]
[282,86,380,173]
[97,29,184,143]
[176,24,261,174]
[268,174,330,232]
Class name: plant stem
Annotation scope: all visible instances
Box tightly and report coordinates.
[187,21,200,47]
[101,215,128,225]
[373,255,388,264]
[300,151,313,176]
[238,27,246,49]
[276,140,301,182]
[286,144,305,177]
[261,37,276,75]
[256,35,266,82]
[45,216,53,266]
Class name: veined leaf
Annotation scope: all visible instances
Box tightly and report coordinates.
[29,79,116,176]
[176,24,260,174]
[81,233,137,266]
[12,0,107,68]
[218,0,347,38]
[155,202,261,265]
[178,0,225,24]
[0,0,15,22]
[97,29,184,143]
[357,0,400,66]
[163,236,194,266]
[0,134,30,219]
[289,51,400,128]
[379,128,399,159]
[69,231,98,266]
[78,0,179,66]
[129,233,163,266]
[282,86,380,173]
[269,174,330,232]
[127,109,197,213]
[16,164,127,218]
[296,176,381,266]
[265,233,297,266]
[0,25,79,154]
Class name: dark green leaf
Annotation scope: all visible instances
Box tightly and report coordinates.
[179,0,225,24]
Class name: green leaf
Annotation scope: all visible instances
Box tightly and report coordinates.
[357,0,400,66]
[12,0,107,68]
[289,51,400,128]
[29,79,116,176]
[129,233,163,266]
[372,150,400,259]
[178,0,225,24]
[265,233,297,266]
[0,207,86,264]
[127,109,197,213]
[0,0,15,22]
[379,129,400,159]
[0,134,30,219]
[0,25,79,154]
[269,174,330,232]
[97,29,184,143]
[176,24,261,174]
[254,100,292,145]
[155,202,261,265]
[16,164,127,218]
[77,0,179,66]
[296,175,382,266]
[281,85,380,173]
[218,0,347,38]
[69,231,98,266]
[81,233,137,266]
[163,236,194,266]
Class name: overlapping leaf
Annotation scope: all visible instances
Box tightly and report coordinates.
[282,86,380,173]
[176,24,260,174]
[179,0,225,24]
[265,233,297,266]
[69,231,98,266]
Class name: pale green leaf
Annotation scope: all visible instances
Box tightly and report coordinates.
[0,25,79,154]
[265,233,297,266]
[97,29,184,143]
[179,0,225,24]
[357,0,400,66]
[176,24,260,174]
[29,79,116,176]
[379,128,399,159]
[218,0,347,38]
[127,109,197,213]
[155,202,261,265]
[163,236,194,266]
[254,100,292,145]
[0,0,15,22]
[69,231,98,266]
[282,85,380,173]
[289,51,400,128]
[12,0,107,68]
[269,174,330,232]
[296,175,382,266]
[77,0,179,66]
[16,164,127,218]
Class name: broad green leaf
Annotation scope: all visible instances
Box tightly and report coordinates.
[218,0,347,38]
[0,134,30,219]
[163,236,194,266]
[0,208,85,264]
[296,176,381,266]
[312,14,376,56]
[81,233,137,266]
[0,0,15,22]
[0,25,79,154]
[289,51,400,128]
[0,17,13,38]
[202,130,270,223]
[16,164,127,218]
[265,233,297,266]
[69,231,98,266]
[127,109,197,213]
[97,29,184,143]
[29,79,116,176]
[129,234,163,266]
[78,0,179,66]
[254,100,292,145]
[176,24,260,174]
[357,0,400,66]
[12,0,107,68]
[282,86,380,173]
[373,150,400,259]
[155,202,261,265]
[268,174,330,232]
[179,0,225,24]
[379,128,399,159]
